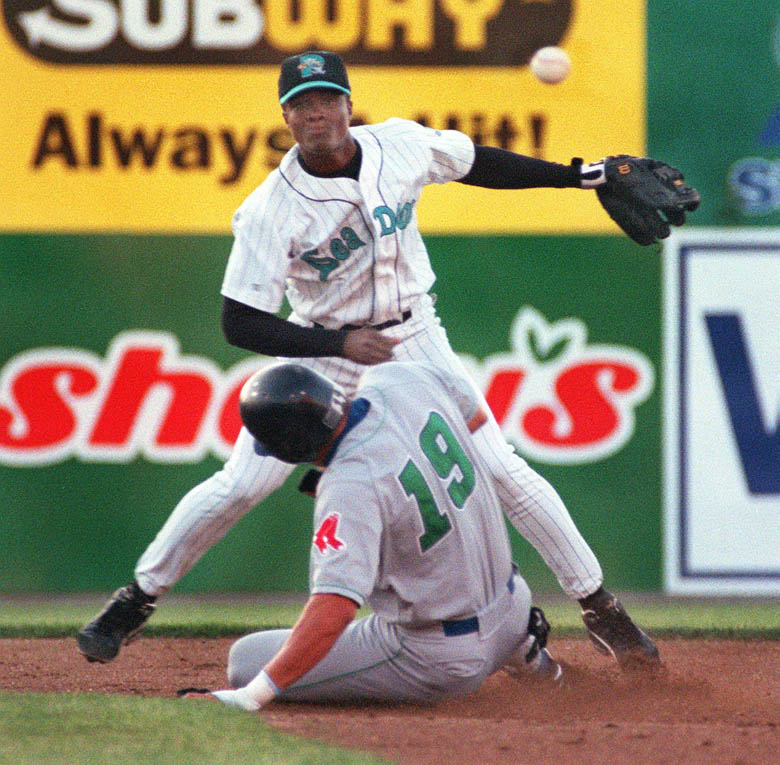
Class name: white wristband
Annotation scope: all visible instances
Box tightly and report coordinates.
[211,671,280,712]
[580,159,606,188]
[211,687,261,711]
[245,669,281,706]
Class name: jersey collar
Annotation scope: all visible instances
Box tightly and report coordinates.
[322,397,371,466]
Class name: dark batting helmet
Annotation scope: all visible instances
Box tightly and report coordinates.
[239,363,348,463]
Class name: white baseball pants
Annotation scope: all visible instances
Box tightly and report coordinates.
[135,295,602,599]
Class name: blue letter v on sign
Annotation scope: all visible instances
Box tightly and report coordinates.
[705,313,779,495]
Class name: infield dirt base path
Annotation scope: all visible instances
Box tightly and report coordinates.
[2,637,778,764]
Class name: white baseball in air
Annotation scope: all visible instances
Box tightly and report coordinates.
[530,46,571,84]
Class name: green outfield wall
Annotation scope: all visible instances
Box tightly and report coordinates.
[648,1,780,225]
[0,234,661,592]
[2,1,778,594]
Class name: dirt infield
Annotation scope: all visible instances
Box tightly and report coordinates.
[2,637,778,763]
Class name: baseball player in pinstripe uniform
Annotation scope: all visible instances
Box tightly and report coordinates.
[186,360,562,709]
[79,51,663,670]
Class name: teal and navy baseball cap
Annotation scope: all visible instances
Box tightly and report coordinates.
[278,51,351,105]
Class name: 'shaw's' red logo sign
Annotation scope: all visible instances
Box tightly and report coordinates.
[0,331,264,466]
[467,307,654,464]
[0,308,654,467]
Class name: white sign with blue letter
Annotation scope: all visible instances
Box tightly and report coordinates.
[664,229,779,595]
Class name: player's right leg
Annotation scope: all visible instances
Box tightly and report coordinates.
[133,427,296,596]
[77,427,296,663]
[77,354,375,665]
[226,575,546,703]
[226,613,499,704]
[226,616,438,703]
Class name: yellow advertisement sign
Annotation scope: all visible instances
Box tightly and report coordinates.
[0,1,645,233]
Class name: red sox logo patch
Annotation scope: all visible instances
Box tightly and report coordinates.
[313,512,345,555]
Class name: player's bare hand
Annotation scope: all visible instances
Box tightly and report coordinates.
[341,328,401,365]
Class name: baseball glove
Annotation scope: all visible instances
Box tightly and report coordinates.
[592,155,700,245]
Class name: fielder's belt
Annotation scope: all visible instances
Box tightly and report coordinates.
[313,310,412,332]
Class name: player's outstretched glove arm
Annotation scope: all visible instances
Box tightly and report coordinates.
[576,155,700,245]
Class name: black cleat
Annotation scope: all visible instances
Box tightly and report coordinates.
[580,588,659,669]
[77,581,156,663]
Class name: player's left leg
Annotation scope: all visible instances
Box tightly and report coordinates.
[391,301,603,600]
[390,305,657,665]
[470,416,603,598]
[226,608,525,705]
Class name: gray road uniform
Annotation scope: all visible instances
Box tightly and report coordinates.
[227,361,533,703]
[135,118,602,603]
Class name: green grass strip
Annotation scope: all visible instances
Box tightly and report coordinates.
[540,596,780,639]
[0,595,307,638]
[0,593,778,639]
[0,692,389,765]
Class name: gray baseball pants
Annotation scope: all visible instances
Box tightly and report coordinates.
[226,573,532,703]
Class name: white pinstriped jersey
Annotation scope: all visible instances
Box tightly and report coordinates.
[221,118,475,328]
[310,362,514,626]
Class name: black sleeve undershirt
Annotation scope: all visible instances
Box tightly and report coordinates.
[458,144,581,189]
[221,296,347,357]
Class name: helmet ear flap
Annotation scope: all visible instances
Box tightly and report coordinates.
[239,363,347,463]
